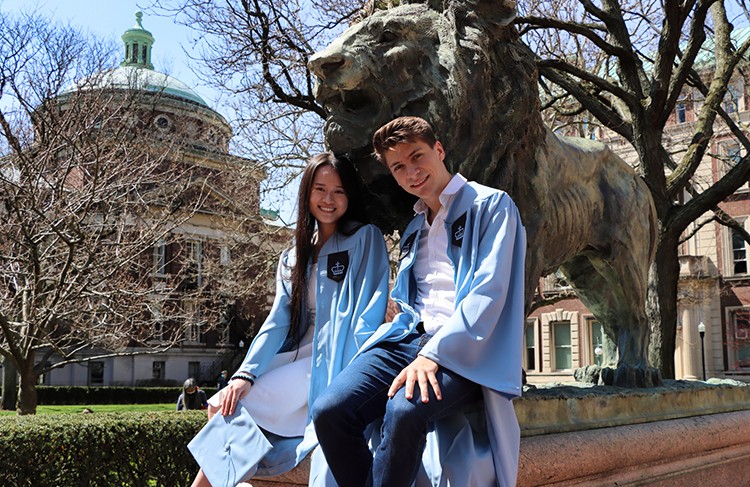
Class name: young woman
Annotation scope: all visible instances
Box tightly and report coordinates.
[189,153,389,487]
[176,378,208,411]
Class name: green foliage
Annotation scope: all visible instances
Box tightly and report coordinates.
[0,411,206,486]
[0,404,176,416]
[36,386,182,405]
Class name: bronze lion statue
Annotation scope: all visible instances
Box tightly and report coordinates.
[309,0,660,387]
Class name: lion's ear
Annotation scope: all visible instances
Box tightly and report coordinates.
[450,0,516,29]
[399,0,517,23]
[399,0,445,11]
[475,0,517,27]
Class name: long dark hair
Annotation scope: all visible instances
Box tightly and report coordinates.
[288,153,370,346]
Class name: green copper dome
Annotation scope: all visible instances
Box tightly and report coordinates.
[65,12,209,107]
[82,65,209,107]
[121,12,155,69]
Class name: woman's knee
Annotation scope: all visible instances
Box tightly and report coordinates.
[206,402,220,420]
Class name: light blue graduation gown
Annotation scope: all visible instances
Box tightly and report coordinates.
[199,223,389,484]
[360,181,526,487]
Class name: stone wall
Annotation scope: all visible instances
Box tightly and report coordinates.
[252,382,750,486]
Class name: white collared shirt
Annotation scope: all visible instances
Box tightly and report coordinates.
[412,173,467,335]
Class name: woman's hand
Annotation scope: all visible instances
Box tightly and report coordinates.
[219,379,252,416]
[385,298,401,322]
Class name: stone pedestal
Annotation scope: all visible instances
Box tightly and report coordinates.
[518,409,750,486]
[250,381,750,486]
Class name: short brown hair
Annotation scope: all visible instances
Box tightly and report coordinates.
[372,116,438,165]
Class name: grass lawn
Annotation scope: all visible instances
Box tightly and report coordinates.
[0,404,175,416]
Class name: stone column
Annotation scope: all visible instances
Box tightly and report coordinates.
[674,321,685,378]
[681,307,700,380]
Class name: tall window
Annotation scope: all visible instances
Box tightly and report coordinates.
[184,301,202,344]
[153,239,167,275]
[732,227,748,275]
[552,321,572,370]
[220,246,231,265]
[149,298,166,342]
[187,240,203,286]
[524,320,537,371]
[188,361,201,379]
[724,85,740,113]
[728,146,742,165]
[152,361,165,380]
[717,144,749,193]
[218,319,230,346]
[731,309,750,368]
[722,145,749,192]
[89,361,104,385]
[581,118,596,140]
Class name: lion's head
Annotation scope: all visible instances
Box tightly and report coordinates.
[309,0,542,231]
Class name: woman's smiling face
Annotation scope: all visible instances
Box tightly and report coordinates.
[309,165,348,230]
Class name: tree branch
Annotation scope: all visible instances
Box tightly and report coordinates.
[538,65,633,140]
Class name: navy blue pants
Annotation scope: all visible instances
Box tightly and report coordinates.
[311,332,482,487]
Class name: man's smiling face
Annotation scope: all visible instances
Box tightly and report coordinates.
[384,139,452,210]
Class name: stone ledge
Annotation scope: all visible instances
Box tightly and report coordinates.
[251,456,310,486]
[517,379,750,436]
[249,381,750,486]
[517,409,750,486]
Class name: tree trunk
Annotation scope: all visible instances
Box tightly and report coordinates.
[16,357,39,415]
[1,357,18,410]
[647,231,681,379]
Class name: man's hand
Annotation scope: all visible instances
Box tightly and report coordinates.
[388,356,442,403]
[219,379,252,416]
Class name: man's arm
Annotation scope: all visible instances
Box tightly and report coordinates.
[391,194,526,399]
[420,194,526,396]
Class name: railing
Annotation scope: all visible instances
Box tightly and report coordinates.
[195,344,248,388]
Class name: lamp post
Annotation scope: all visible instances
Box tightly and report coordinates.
[698,322,706,381]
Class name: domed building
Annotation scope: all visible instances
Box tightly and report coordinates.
[37,13,277,389]
[59,11,235,169]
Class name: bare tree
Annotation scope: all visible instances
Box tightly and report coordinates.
[145,0,367,203]
[0,9,267,413]
[517,0,750,378]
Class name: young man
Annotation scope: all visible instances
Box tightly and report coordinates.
[312,116,526,487]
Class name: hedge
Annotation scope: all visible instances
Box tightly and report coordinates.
[0,410,207,486]
[36,386,182,405]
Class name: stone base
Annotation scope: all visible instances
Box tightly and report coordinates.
[249,456,310,486]
[518,409,750,486]
[248,381,750,486]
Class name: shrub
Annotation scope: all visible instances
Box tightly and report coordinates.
[36,386,182,405]
[0,410,206,486]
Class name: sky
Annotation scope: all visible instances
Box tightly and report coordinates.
[3,0,205,104]
[2,0,298,224]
